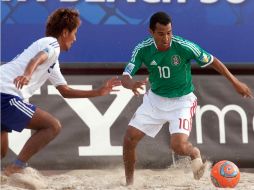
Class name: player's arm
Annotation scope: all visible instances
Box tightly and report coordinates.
[121,75,147,96]
[14,51,48,89]
[121,44,147,96]
[210,57,253,98]
[56,76,121,98]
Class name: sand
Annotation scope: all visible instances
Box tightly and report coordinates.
[1,159,254,190]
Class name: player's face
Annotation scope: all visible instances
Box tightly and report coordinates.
[150,23,172,51]
[60,28,78,51]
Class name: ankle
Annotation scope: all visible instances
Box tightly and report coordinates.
[190,147,201,159]
[13,159,28,169]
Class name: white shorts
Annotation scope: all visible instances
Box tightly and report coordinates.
[129,90,197,138]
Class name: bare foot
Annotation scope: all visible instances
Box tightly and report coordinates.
[191,158,208,180]
[1,174,8,184]
[193,161,208,180]
[4,164,24,176]
[126,178,134,186]
[8,167,47,189]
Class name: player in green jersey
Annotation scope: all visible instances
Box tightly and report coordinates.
[121,11,253,186]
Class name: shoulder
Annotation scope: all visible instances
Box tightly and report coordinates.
[131,37,154,55]
[36,37,60,57]
[37,37,59,48]
[134,37,154,50]
[172,35,201,55]
[172,35,197,47]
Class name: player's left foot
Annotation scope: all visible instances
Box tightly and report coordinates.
[1,174,8,184]
[8,167,47,189]
[125,175,134,186]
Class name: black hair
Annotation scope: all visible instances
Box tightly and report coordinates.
[149,11,172,31]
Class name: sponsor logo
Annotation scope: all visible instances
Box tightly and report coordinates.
[150,60,157,66]
[10,88,252,157]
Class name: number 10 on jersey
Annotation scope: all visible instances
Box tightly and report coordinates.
[158,66,170,78]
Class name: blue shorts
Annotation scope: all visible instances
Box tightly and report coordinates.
[1,93,36,132]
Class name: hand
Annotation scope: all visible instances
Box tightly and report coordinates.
[13,75,31,89]
[98,76,122,96]
[233,80,253,98]
[132,77,148,96]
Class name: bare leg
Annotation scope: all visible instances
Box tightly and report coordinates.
[1,131,9,159]
[4,108,62,176]
[170,133,200,159]
[170,133,206,180]
[123,126,145,186]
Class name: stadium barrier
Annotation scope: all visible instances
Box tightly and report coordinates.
[1,64,254,170]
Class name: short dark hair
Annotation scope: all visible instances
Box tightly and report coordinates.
[149,11,172,31]
[46,8,81,38]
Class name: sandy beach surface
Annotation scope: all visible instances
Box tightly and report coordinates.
[1,161,254,190]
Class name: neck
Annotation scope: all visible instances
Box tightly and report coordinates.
[157,46,170,51]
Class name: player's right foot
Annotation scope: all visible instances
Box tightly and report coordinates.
[191,158,207,180]
[3,164,24,176]
[193,161,208,180]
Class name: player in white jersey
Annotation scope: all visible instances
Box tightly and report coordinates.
[1,37,65,99]
[0,8,121,176]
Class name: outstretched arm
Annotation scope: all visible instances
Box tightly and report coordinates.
[121,75,148,96]
[209,57,253,98]
[56,76,121,98]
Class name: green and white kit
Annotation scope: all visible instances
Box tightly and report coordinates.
[123,35,213,137]
[123,35,214,98]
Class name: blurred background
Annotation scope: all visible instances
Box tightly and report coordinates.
[1,0,254,170]
[2,0,254,64]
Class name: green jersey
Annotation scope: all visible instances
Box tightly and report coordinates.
[123,35,214,98]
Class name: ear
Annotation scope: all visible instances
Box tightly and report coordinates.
[62,29,69,38]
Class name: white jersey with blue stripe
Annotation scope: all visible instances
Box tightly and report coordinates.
[0,37,67,99]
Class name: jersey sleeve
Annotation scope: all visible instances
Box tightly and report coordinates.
[181,39,214,68]
[40,38,60,60]
[49,61,67,87]
[123,44,143,77]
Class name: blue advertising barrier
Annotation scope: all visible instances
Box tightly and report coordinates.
[1,0,254,64]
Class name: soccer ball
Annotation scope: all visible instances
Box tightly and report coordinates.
[210,160,240,188]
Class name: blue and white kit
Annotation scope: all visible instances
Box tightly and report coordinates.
[0,37,67,132]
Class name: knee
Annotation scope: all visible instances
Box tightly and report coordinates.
[124,133,139,149]
[124,134,136,147]
[50,119,62,136]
